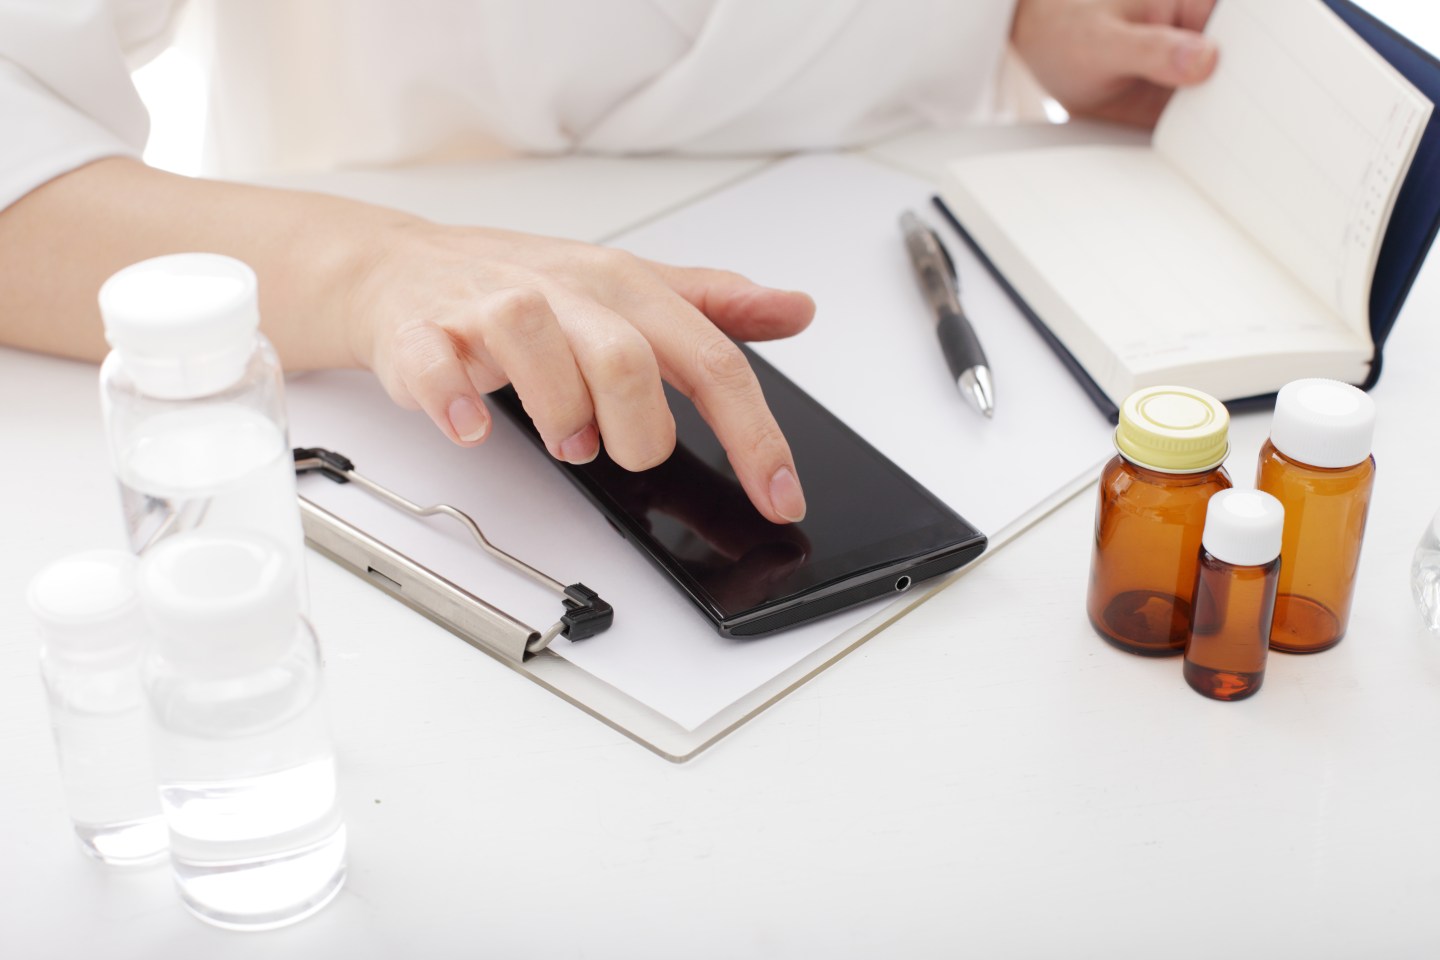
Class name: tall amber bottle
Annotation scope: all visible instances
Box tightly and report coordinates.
[1256,379,1377,653]
[1185,490,1284,701]
[1088,386,1232,656]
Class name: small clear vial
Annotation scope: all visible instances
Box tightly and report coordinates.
[27,550,167,866]
[1256,379,1377,653]
[1088,386,1233,656]
[138,531,346,931]
[1413,506,1440,635]
[1185,490,1285,702]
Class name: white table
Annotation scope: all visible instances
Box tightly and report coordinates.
[6,25,1440,958]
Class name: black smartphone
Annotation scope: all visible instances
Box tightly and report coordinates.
[492,346,986,637]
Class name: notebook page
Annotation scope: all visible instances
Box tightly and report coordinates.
[944,144,1372,400]
[1154,0,1431,337]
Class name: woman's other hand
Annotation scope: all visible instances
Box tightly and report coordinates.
[1012,0,1219,127]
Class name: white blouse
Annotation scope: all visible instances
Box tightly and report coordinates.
[0,0,1017,207]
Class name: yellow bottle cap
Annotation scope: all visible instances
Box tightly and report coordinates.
[1115,386,1229,472]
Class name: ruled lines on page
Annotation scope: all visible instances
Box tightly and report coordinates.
[1155,0,1432,337]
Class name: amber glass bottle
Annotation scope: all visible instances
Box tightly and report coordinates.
[1256,379,1377,654]
[1185,490,1284,701]
[1088,386,1232,656]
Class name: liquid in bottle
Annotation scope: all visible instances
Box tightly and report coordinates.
[139,531,346,930]
[1185,490,1284,701]
[1088,386,1232,656]
[1255,379,1376,653]
[28,550,167,866]
[98,254,306,598]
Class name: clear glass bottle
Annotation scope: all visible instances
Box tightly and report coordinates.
[97,254,305,601]
[1185,490,1284,701]
[138,530,346,931]
[1255,379,1376,653]
[27,550,168,866]
[1088,385,1232,656]
[1414,506,1440,635]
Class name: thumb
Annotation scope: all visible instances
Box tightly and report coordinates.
[1103,21,1218,89]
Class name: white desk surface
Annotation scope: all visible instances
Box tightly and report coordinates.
[6,115,1440,958]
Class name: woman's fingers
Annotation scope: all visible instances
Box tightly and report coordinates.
[550,289,677,472]
[1169,0,1219,34]
[473,286,598,464]
[391,285,674,471]
[386,285,678,473]
[639,264,810,523]
[1102,19,1217,89]
[365,226,811,522]
[563,250,803,505]
[613,281,807,525]
[645,262,815,341]
[389,288,599,462]
[1011,0,1219,127]
[677,334,808,525]
[389,319,494,445]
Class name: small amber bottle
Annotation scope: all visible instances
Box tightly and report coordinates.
[1088,386,1232,656]
[1185,490,1284,701]
[1256,379,1377,653]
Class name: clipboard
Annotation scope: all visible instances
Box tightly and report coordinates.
[294,429,1100,762]
[292,433,1055,762]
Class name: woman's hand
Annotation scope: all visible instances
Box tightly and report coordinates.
[0,158,813,525]
[345,221,816,525]
[1011,0,1219,127]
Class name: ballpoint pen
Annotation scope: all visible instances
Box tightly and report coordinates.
[899,210,995,418]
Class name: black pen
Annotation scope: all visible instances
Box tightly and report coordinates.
[899,210,995,418]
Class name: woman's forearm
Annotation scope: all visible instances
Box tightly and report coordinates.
[0,156,414,368]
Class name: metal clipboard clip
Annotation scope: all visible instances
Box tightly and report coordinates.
[293,447,613,664]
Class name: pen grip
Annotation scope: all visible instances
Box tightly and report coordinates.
[937,306,988,378]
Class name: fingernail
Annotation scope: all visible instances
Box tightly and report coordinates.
[769,465,806,523]
[448,396,489,442]
[1173,37,1214,78]
[559,425,599,464]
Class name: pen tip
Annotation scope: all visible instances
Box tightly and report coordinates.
[959,367,995,420]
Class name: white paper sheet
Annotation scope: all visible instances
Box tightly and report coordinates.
[288,153,1114,732]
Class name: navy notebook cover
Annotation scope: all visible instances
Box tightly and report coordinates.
[935,0,1440,424]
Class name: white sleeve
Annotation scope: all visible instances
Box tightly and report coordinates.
[0,0,177,211]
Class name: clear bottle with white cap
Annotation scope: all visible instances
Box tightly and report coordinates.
[27,550,168,866]
[1185,490,1285,701]
[138,529,346,930]
[1256,379,1377,654]
[97,254,304,598]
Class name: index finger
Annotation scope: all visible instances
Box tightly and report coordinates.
[624,287,807,525]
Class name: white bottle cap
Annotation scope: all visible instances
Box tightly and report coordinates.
[27,550,147,661]
[1269,379,1376,469]
[99,253,260,400]
[1202,490,1285,567]
[137,531,300,678]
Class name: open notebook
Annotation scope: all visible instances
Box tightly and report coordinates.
[941,0,1439,419]
[286,153,1116,761]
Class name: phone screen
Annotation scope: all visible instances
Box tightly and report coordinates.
[493,346,985,635]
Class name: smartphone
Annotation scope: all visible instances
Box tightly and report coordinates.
[492,346,986,637]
